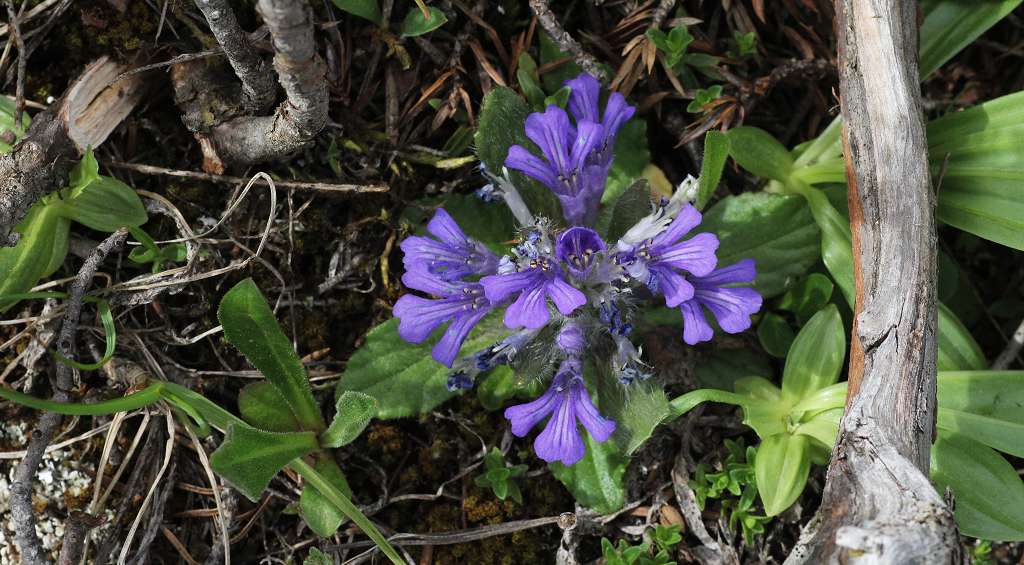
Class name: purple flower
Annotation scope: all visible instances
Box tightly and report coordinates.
[555,226,606,278]
[678,259,763,345]
[481,258,586,330]
[400,208,498,286]
[617,204,719,308]
[565,73,635,171]
[504,358,616,465]
[504,73,635,226]
[393,282,492,367]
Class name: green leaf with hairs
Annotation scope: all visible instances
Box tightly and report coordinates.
[550,434,627,514]
[701,192,820,298]
[209,423,320,501]
[299,454,353,537]
[336,315,508,418]
[219,279,325,432]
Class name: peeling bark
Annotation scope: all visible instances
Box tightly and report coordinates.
[194,0,276,114]
[200,0,329,167]
[785,1,959,563]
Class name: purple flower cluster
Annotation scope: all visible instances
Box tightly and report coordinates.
[393,73,762,466]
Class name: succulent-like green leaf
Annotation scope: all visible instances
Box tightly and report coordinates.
[931,430,1024,541]
[755,433,811,517]
[781,305,845,403]
[399,6,447,37]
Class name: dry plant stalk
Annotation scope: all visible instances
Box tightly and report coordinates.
[786,1,958,562]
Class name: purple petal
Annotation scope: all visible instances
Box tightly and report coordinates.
[481,269,541,303]
[534,392,585,465]
[524,106,574,174]
[653,204,703,247]
[433,307,490,367]
[600,92,636,142]
[505,285,551,329]
[570,120,604,174]
[505,385,561,437]
[694,259,757,286]
[656,232,719,276]
[571,381,616,442]
[680,300,714,345]
[650,265,695,307]
[426,208,467,247]
[699,286,763,334]
[556,226,606,274]
[401,235,467,266]
[401,269,461,296]
[566,73,601,123]
[506,145,561,193]
[545,276,587,316]
[393,294,465,343]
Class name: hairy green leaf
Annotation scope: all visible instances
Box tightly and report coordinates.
[0,95,30,154]
[219,279,325,431]
[336,315,507,418]
[475,86,561,220]
[701,192,820,298]
[320,391,377,448]
[550,435,627,514]
[696,131,729,210]
[238,382,301,432]
[210,423,320,501]
[600,179,653,243]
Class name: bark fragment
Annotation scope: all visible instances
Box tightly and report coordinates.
[785,2,958,562]
[0,57,145,247]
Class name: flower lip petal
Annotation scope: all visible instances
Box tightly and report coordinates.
[545,276,587,316]
[524,106,574,174]
[505,284,551,329]
[566,73,601,123]
[427,208,468,247]
[534,390,585,465]
[506,145,563,193]
[432,306,490,367]
[571,379,616,442]
[504,385,561,437]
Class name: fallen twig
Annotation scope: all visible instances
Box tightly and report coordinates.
[10,228,129,565]
[107,160,389,193]
[992,318,1024,370]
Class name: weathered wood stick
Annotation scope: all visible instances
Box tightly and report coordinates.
[785,1,959,562]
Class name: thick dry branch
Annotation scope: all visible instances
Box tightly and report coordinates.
[527,0,605,81]
[193,0,275,113]
[785,1,958,563]
[0,57,144,247]
[203,0,328,166]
